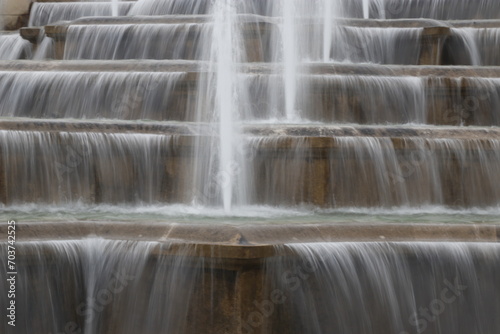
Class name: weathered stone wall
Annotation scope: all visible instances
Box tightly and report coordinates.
[0,0,32,30]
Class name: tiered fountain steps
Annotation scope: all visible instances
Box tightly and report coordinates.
[2,1,500,333]
[2,221,499,334]
[1,119,499,207]
[2,2,499,208]
[16,17,500,65]
[2,60,500,125]
[28,1,137,27]
[21,16,451,64]
[0,31,32,59]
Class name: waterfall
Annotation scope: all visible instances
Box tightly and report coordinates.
[111,0,119,17]
[362,0,369,18]
[213,0,237,212]
[1,0,500,333]
[261,242,500,333]
[450,28,500,66]
[2,240,498,333]
[282,0,298,121]
[0,34,32,60]
[63,24,209,60]
[0,239,210,334]
[0,131,180,204]
[28,2,135,27]
[246,136,500,208]
[0,71,186,120]
[190,0,249,211]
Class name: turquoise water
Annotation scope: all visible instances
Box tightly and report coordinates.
[2,204,499,225]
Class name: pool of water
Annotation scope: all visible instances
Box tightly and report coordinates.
[2,204,499,225]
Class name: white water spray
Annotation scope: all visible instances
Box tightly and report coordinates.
[111,0,119,16]
[283,0,298,121]
[323,0,333,62]
[213,0,237,212]
[362,0,369,18]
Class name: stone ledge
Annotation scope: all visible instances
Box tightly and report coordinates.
[1,119,500,141]
[4,221,500,244]
[19,26,40,43]
[41,16,500,29]
[4,60,500,78]
[1,222,498,260]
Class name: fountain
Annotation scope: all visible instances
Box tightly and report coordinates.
[362,0,369,19]
[1,0,500,333]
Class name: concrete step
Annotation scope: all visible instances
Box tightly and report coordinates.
[0,120,499,207]
[33,17,448,64]
[1,61,500,125]
[29,1,137,27]
[14,17,500,65]
[3,221,500,249]
[1,221,499,334]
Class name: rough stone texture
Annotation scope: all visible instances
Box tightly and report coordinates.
[2,119,500,138]
[2,222,499,246]
[0,0,32,30]
[418,27,450,65]
[6,60,500,77]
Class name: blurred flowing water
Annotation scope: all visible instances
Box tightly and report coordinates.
[0,34,32,60]
[1,0,500,214]
[263,242,500,334]
[1,240,499,333]
[28,2,135,27]
[1,0,500,333]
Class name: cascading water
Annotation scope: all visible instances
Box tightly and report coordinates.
[2,239,499,333]
[28,2,135,27]
[362,0,369,18]
[1,0,500,211]
[262,242,500,333]
[282,0,298,121]
[246,135,500,207]
[322,0,333,61]
[186,0,265,211]
[0,239,214,334]
[63,24,211,60]
[32,32,55,60]
[332,0,500,19]
[0,131,180,204]
[0,34,32,60]
[0,71,186,120]
[128,0,210,16]
[447,28,500,66]
[111,0,119,17]
[1,0,500,332]
[213,0,238,212]
[329,26,423,64]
